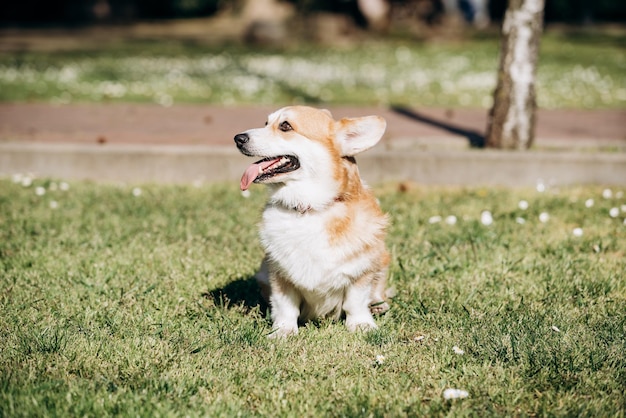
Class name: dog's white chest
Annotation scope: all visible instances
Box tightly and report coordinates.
[260,205,361,292]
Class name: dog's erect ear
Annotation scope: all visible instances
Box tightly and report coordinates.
[335,116,386,156]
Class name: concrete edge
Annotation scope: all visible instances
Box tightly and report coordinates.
[386,136,626,152]
[1,142,625,186]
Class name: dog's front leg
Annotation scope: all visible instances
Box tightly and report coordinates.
[269,273,301,338]
[343,275,377,332]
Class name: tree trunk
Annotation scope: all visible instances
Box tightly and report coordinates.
[357,0,390,31]
[486,0,544,149]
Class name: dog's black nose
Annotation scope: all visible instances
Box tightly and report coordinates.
[234,133,249,147]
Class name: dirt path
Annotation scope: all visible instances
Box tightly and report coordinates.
[0,103,624,150]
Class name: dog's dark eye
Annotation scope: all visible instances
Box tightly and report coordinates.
[279,121,293,132]
[265,121,268,126]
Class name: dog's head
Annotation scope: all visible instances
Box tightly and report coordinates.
[234,106,386,194]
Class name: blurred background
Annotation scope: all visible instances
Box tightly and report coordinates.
[0,0,624,184]
[0,0,624,110]
[2,0,625,28]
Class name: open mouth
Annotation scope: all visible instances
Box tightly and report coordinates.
[240,155,300,191]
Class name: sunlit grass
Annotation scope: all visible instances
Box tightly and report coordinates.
[1,177,625,416]
[1,31,624,109]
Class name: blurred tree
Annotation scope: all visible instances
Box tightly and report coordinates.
[486,0,544,150]
[241,0,293,44]
[357,0,391,30]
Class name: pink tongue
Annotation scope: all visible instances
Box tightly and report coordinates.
[240,158,281,191]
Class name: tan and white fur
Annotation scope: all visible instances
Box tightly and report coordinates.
[234,106,390,337]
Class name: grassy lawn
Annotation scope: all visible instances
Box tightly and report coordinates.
[1,177,624,416]
[0,30,624,109]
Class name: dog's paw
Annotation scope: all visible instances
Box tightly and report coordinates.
[369,300,390,315]
[267,326,298,339]
[346,315,377,332]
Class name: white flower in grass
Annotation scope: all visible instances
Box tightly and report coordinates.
[241,189,251,198]
[518,200,529,210]
[35,186,46,196]
[539,212,550,223]
[551,325,561,333]
[12,173,23,184]
[602,188,612,199]
[516,217,526,225]
[585,198,594,208]
[428,215,442,224]
[452,345,465,355]
[572,228,583,237]
[59,182,70,191]
[480,210,493,226]
[375,355,385,365]
[445,215,457,225]
[536,180,546,193]
[21,176,33,187]
[609,207,619,218]
[443,388,469,400]
[413,335,425,342]
[132,187,142,197]
[621,205,626,213]
[49,200,58,209]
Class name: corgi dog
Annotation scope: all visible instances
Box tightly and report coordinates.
[234,106,390,337]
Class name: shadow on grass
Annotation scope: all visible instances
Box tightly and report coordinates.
[202,276,268,316]
[391,104,486,148]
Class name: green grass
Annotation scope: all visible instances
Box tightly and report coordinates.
[1,177,625,416]
[1,30,624,109]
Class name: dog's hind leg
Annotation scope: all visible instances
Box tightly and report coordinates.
[369,267,390,315]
